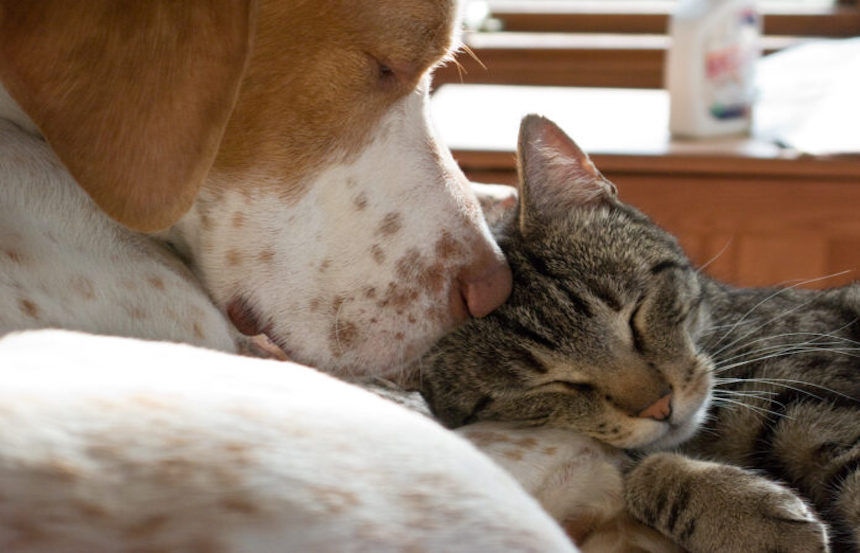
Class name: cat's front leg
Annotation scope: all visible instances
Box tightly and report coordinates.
[625,452,829,553]
[457,422,681,553]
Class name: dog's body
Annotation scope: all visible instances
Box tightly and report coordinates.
[0,2,644,551]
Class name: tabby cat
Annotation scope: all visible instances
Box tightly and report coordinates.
[416,116,859,553]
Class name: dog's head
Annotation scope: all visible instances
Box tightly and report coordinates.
[0,0,511,376]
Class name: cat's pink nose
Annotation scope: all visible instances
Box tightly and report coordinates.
[452,254,512,321]
[638,393,673,421]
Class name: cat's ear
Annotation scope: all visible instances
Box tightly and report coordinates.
[516,115,617,229]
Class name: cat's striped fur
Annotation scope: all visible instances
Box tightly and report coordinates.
[417,116,857,553]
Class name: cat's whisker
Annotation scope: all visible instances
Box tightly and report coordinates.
[696,239,732,274]
[715,376,859,402]
[710,396,791,420]
[713,346,860,374]
[707,270,850,352]
[715,336,857,366]
[699,320,759,337]
[720,325,859,351]
[710,297,819,358]
[712,388,780,400]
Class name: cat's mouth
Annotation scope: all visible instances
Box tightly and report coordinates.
[639,392,711,451]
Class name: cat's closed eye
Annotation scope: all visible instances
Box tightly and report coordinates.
[628,301,646,353]
[531,380,595,394]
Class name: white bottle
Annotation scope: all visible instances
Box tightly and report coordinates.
[666,0,761,137]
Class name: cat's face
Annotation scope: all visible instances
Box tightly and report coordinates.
[417,116,713,450]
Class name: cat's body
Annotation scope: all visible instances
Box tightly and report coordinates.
[415,116,857,553]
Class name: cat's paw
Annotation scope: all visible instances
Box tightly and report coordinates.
[626,453,829,553]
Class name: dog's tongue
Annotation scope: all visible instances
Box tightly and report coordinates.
[226,297,265,336]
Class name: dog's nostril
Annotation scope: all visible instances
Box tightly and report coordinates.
[459,259,513,318]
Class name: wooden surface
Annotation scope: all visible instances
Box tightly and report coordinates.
[431,84,860,289]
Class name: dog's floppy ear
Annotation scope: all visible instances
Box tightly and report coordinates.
[0,1,255,231]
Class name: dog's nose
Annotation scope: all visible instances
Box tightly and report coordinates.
[457,255,513,319]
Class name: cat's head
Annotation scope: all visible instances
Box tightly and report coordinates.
[417,115,713,450]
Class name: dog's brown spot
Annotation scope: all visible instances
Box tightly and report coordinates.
[543,446,558,456]
[193,322,206,340]
[319,259,331,273]
[10,517,45,545]
[408,315,417,324]
[377,212,402,236]
[378,282,419,311]
[3,249,24,263]
[464,431,512,448]
[395,332,405,341]
[125,514,169,539]
[370,244,385,264]
[232,211,245,228]
[363,287,377,299]
[434,231,465,261]
[309,298,321,312]
[70,276,96,300]
[331,320,359,353]
[223,443,248,455]
[221,496,258,515]
[76,501,108,520]
[45,457,80,482]
[127,395,171,413]
[419,262,446,294]
[156,458,196,482]
[258,249,276,264]
[310,486,360,514]
[353,192,368,211]
[129,307,147,320]
[346,177,358,189]
[428,305,449,325]
[504,449,524,461]
[226,250,242,266]
[515,437,538,449]
[395,248,422,279]
[394,248,447,296]
[200,213,213,230]
[18,298,39,319]
[147,276,166,290]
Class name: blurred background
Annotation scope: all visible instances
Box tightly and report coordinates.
[431,0,860,289]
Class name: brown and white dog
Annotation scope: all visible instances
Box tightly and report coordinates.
[0,0,511,377]
[0,2,653,552]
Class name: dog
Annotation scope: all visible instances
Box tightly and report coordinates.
[0,0,513,377]
[0,1,603,552]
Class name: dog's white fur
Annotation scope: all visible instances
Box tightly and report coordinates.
[0,331,580,553]
[167,79,501,377]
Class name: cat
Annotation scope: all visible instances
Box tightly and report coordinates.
[414,115,858,553]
